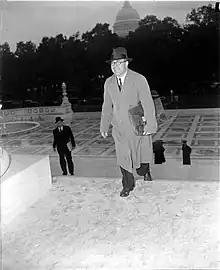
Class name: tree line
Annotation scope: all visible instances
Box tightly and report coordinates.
[0,3,219,107]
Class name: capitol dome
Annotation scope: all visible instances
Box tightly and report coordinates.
[113,1,140,37]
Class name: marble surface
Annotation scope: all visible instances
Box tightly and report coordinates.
[1,154,47,183]
[2,177,220,269]
[0,121,39,135]
[0,146,11,178]
[0,108,219,160]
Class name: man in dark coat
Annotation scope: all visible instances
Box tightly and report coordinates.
[53,116,76,175]
[100,47,157,197]
[153,140,166,164]
[181,140,192,165]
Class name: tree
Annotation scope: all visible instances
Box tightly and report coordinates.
[186,4,217,26]
[13,41,38,103]
[81,23,119,97]
[0,42,19,100]
[15,41,36,57]
[1,3,218,107]
[36,35,67,88]
[181,3,218,88]
[127,15,184,92]
[139,15,161,29]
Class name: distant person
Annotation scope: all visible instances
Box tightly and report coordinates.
[153,140,166,164]
[100,47,157,198]
[53,117,76,175]
[174,95,179,109]
[181,140,192,165]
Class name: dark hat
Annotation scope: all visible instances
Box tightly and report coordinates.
[182,140,187,143]
[55,116,64,123]
[106,47,132,64]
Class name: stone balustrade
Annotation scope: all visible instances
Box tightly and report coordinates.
[0,106,73,123]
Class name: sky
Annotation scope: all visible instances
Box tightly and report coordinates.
[0,1,213,51]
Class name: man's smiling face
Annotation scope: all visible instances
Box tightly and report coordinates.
[111,59,128,77]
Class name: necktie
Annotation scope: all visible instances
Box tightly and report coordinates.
[118,78,122,92]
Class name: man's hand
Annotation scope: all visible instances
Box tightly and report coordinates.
[142,117,151,136]
[53,148,56,152]
[143,125,151,136]
[101,132,108,138]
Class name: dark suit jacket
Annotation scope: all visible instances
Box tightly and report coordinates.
[53,125,76,150]
[182,145,192,164]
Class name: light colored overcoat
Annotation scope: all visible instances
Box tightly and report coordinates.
[100,69,157,173]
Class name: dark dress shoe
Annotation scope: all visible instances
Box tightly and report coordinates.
[144,173,152,181]
[70,173,74,175]
[130,184,135,191]
[63,172,67,175]
[120,189,130,197]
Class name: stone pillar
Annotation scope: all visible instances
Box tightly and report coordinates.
[61,82,72,113]
[60,82,73,125]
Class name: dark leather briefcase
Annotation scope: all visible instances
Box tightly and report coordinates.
[128,99,169,136]
[128,103,145,136]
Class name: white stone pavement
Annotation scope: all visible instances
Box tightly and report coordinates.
[1,108,220,269]
[2,174,220,269]
[1,108,220,160]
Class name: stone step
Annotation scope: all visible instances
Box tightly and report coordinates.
[50,157,220,182]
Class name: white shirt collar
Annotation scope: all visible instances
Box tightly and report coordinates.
[117,70,127,85]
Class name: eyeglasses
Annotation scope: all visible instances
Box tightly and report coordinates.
[111,60,127,67]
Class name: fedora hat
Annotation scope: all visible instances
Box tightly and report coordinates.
[55,116,64,123]
[106,47,132,64]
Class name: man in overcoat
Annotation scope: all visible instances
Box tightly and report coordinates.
[181,140,192,165]
[153,140,166,164]
[100,47,158,197]
[53,116,76,175]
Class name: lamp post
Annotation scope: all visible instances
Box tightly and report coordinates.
[98,74,104,88]
[98,74,104,98]
[170,89,174,102]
